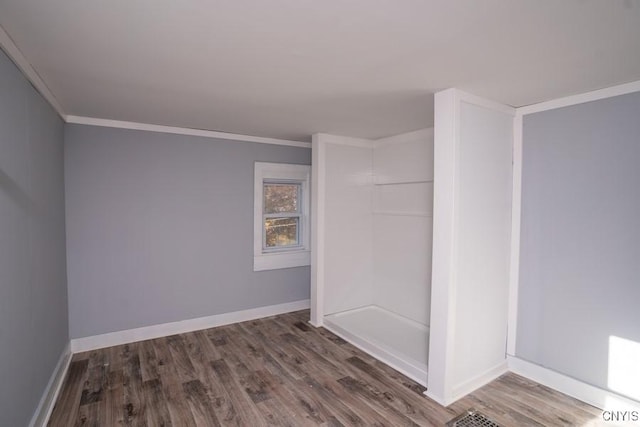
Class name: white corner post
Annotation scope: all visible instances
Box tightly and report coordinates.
[426,89,458,405]
[507,112,523,356]
[310,133,326,326]
[427,88,515,406]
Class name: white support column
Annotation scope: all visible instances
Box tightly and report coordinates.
[427,88,515,406]
[426,88,459,405]
[310,133,326,327]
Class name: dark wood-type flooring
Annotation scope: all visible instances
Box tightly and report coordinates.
[49,310,602,426]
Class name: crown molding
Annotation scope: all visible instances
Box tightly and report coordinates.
[312,133,373,148]
[0,24,66,119]
[66,116,312,148]
[517,80,640,116]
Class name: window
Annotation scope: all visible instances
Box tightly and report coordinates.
[263,182,302,249]
[254,162,310,271]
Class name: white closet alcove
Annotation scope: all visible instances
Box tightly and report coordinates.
[310,88,516,406]
[310,128,434,386]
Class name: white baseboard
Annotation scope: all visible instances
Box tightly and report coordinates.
[450,361,509,404]
[425,360,508,406]
[71,299,310,353]
[29,342,72,427]
[508,355,640,411]
[424,390,449,407]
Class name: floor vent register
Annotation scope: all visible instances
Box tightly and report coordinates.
[446,408,501,427]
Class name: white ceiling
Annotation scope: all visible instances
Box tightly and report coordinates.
[1,1,639,142]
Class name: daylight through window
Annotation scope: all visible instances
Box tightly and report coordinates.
[254,162,310,271]
[263,182,301,249]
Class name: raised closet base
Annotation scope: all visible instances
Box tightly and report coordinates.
[323,305,429,386]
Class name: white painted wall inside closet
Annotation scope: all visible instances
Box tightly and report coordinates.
[311,128,434,387]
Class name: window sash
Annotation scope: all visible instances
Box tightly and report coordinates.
[263,180,301,215]
[263,212,299,219]
[263,215,302,251]
[262,180,303,251]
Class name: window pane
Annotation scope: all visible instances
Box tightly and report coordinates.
[265,217,299,248]
[264,183,299,214]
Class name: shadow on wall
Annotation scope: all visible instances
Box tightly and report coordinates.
[0,168,39,217]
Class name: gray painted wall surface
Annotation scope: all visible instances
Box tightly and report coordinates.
[65,124,311,339]
[517,92,640,396]
[0,49,68,426]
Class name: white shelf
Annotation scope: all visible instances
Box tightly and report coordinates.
[373,211,432,217]
[373,179,433,186]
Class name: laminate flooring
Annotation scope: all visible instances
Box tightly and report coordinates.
[49,310,603,426]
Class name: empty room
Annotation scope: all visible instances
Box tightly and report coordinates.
[1,1,639,426]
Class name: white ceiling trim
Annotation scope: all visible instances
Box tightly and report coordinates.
[66,116,311,148]
[311,133,373,148]
[517,80,640,116]
[455,89,517,116]
[0,23,65,119]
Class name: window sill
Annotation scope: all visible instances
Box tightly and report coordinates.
[253,250,310,271]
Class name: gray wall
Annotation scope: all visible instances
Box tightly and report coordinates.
[517,92,640,396]
[0,49,68,425]
[65,124,311,339]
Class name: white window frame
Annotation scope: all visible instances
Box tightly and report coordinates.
[254,162,310,271]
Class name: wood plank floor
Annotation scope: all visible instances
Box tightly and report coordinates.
[49,310,603,426]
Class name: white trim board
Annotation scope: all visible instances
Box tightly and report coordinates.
[457,89,516,116]
[428,88,459,403]
[508,356,640,412]
[517,80,640,115]
[0,24,65,119]
[312,133,374,148]
[66,116,311,148]
[450,361,509,404]
[310,134,327,327]
[425,361,508,407]
[71,299,310,353]
[29,342,72,427]
[506,113,523,356]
